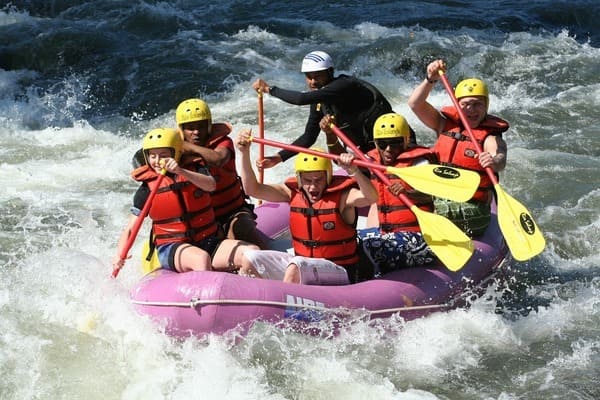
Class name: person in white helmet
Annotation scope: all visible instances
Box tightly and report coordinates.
[252,50,416,169]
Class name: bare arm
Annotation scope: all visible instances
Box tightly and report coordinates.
[338,153,378,210]
[235,129,292,203]
[481,135,507,172]
[162,157,216,192]
[182,141,231,167]
[407,59,447,135]
[319,114,345,155]
[112,214,138,269]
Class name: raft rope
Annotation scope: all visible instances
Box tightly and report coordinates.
[130,257,507,316]
[131,296,450,316]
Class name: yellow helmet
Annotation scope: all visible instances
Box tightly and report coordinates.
[373,113,410,140]
[454,78,489,99]
[294,148,332,185]
[142,128,183,162]
[175,98,212,127]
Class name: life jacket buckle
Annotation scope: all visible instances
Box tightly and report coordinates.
[302,240,319,248]
[380,223,394,232]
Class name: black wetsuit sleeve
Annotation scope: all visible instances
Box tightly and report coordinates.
[270,80,347,106]
[269,86,310,105]
[270,81,349,161]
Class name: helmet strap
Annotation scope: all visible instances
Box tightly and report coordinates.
[327,68,334,81]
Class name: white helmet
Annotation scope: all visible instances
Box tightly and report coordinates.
[301,51,334,73]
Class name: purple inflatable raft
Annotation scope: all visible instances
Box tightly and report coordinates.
[130,200,509,338]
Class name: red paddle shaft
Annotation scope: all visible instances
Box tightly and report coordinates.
[438,73,499,186]
[257,91,265,184]
[329,124,417,207]
[112,171,166,278]
[251,136,390,173]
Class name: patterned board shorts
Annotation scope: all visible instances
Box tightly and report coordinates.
[359,228,435,277]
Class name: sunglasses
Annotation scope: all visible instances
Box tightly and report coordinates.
[375,139,404,149]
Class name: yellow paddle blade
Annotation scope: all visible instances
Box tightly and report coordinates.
[494,184,546,261]
[411,206,474,271]
[386,164,480,202]
[141,239,160,275]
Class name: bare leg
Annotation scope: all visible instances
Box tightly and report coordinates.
[227,212,270,250]
[173,244,212,272]
[212,239,262,277]
[283,263,301,284]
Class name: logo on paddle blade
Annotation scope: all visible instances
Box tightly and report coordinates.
[432,166,460,179]
[519,212,536,235]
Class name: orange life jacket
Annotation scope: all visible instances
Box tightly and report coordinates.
[434,106,509,202]
[132,163,218,246]
[367,147,435,233]
[285,176,359,266]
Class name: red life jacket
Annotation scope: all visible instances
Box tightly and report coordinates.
[132,163,218,246]
[434,106,509,202]
[204,135,248,219]
[367,147,435,233]
[285,176,359,266]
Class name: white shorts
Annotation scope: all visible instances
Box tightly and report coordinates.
[243,250,350,285]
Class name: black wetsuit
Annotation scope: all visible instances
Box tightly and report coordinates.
[270,74,416,161]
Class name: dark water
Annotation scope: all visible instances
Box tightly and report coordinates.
[2,1,598,124]
[1,1,599,399]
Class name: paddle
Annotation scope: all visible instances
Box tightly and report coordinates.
[438,72,545,261]
[257,90,265,205]
[112,168,166,278]
[140,236,160,275]
[250,136,479,202]
[326,123,474,271]
[251,133,474,271]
